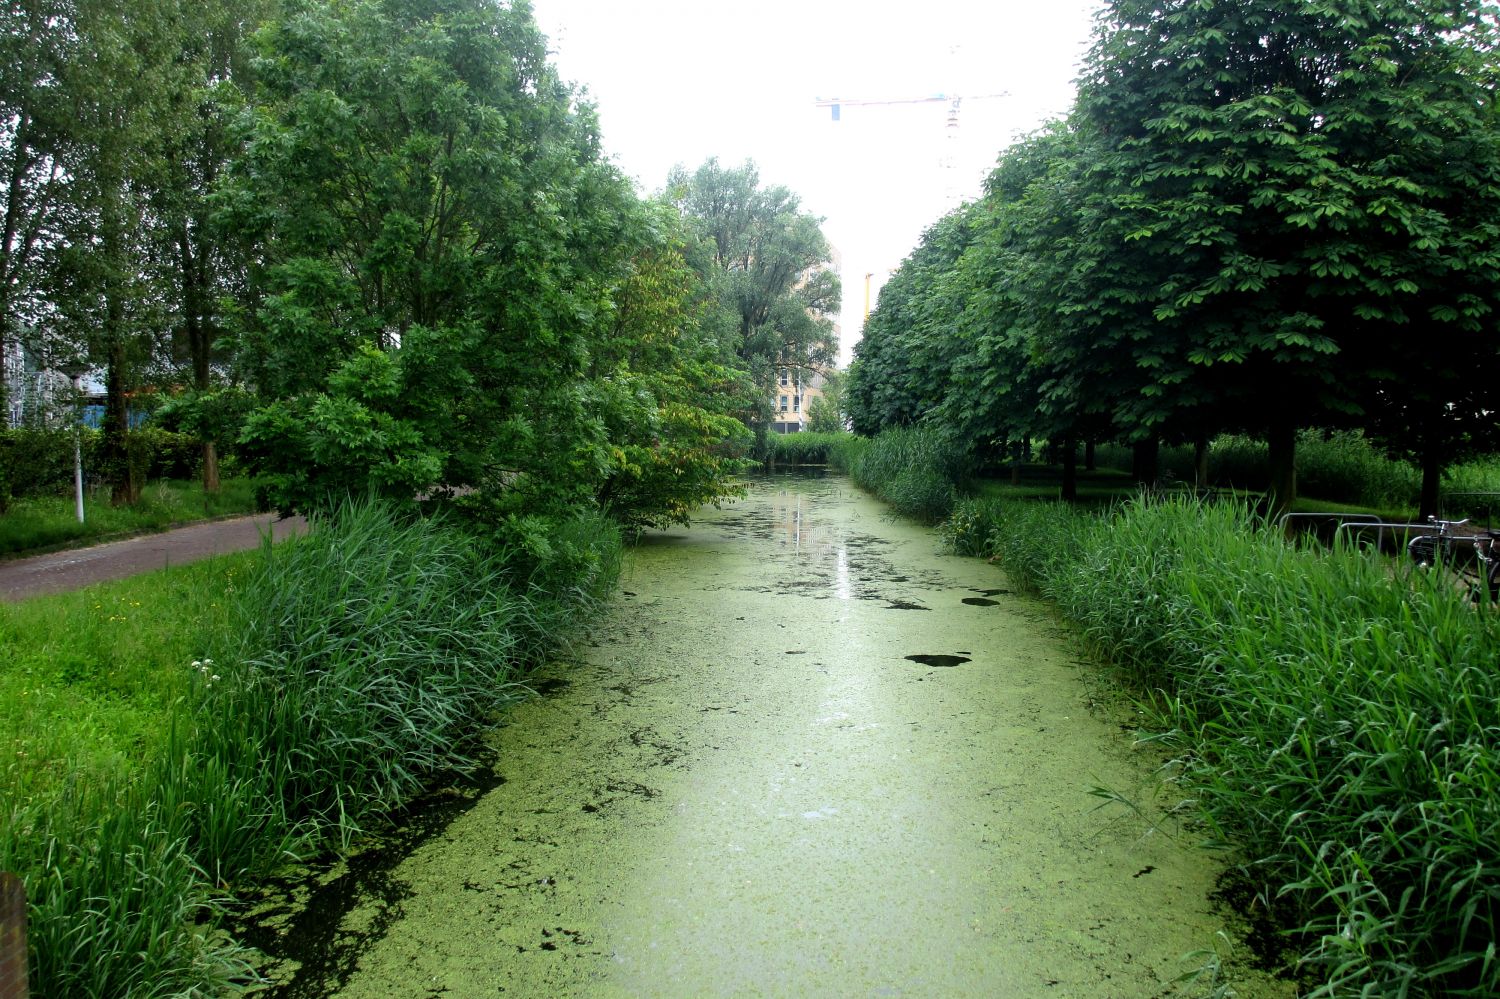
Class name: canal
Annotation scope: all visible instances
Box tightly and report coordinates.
[260,473,1289,997]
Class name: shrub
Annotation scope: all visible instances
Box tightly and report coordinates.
[0,427,96,499]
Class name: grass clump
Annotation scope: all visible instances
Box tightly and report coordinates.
[951,494,1500,996]
[0,477,259,556]
[832,427,969,523]
[763,431,853,467]
[2,496,621,996]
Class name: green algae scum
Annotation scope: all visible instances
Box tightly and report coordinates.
[246,475,1293,998]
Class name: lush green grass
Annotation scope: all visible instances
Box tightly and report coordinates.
[763,431,853,467]
[1090,431,1500,517]
[0,477,259,556]
[946,494,1500,997]
[0,556,246,806]
[1,498,621,996]
[831,427,970,523]
[974,463,1137,503]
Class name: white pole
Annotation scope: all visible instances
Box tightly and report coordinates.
[71,375,84,524]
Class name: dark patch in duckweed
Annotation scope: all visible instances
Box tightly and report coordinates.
[905,654,971,668]
[582,778,663,814]
[231,763,506,998]
[975,588,1012,596]
[962,597,1000,607]
[886,599,929,610]
[526,676,571,697]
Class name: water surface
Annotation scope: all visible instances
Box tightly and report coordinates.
[306,475,1288,997]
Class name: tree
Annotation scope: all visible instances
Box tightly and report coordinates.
[150,0,272,491]
[222,0,746,531]
[805,368,845,432]
[667,158,840,446]
[590,213,752,528]
[46,0,198,504]
[0,0,71,420]
[845,204,977,437]
[1070,0,1500,516]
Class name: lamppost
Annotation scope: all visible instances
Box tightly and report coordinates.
[58,360,89,524]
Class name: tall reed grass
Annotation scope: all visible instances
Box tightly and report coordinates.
[2,498,622,995]
[948,494,1500,996]
[831,427,969,522]
[763,431,852,467]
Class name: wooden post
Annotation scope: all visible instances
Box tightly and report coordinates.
[0,872,28,999]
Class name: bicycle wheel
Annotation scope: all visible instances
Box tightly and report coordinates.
[1408,534,1443,567]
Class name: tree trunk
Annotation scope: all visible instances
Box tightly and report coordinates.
[100,157,139,506]
[202,439,220,493]
[1266,419,1297,522]
[104,333,139,505]
[1060,434,1077,503]
[1084,440,1095,472]
[1418,424,1443,520]
[1193,434,1209,489]
[1132,438,1159,487]
[180,219,220,492]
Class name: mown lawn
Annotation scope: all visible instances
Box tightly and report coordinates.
[0,477,259,557]
[0,554,245,806]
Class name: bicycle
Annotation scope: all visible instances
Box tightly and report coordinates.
[1406,517,1500,603]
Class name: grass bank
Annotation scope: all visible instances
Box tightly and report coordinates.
[944,494,1500,997]
[1,498,620,995]
[1092,431,1500,519]
[0,477,259,557]
[830,426,969,522]
[762,430,852,467]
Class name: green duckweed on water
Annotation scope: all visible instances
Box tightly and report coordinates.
[248,474,1294,998]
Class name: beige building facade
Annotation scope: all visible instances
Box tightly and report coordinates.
[771,367,832,434]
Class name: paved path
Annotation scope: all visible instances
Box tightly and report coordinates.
[0,514,307,602]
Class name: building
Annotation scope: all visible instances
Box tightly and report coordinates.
[3,339,105,428]
[770,243,841,434]
[771,366,832,434]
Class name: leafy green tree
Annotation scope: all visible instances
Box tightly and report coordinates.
[1070,0,1500,516]
[221,0,643,521]
[667,158,840,445]
[150,0,272,491]
[222,0,746,531]
[590,221,752,528]
[805,368,845,432]
[0,0,71,419]
[45,0,198,504]
[846,205,977,437]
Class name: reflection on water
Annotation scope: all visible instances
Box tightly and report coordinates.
[710,473,949,608]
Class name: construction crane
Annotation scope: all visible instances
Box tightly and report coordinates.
[813,92,1008,122]
[814,91,1010,199]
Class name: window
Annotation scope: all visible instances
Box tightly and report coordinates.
[779,395,788,411]
[779,371,789,386]
[793,394,801,413]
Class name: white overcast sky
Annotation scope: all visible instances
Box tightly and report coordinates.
[531,0,1103,366]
